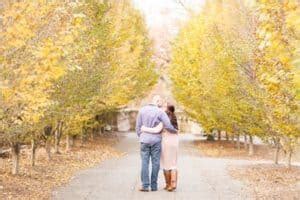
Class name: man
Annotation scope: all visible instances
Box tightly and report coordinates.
[136,95,178,192]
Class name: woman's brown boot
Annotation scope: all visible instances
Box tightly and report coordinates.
[168,170,178,192]
[163,170,171,190]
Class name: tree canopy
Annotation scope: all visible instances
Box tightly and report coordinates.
[0,0,157,174]
[170,0,300,166]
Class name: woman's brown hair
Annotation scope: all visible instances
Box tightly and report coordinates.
[166,104,178,130]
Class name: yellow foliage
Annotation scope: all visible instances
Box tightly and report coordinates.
[170,0,299,144]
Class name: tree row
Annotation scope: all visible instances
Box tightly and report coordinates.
[0,0,157,174]
[171,0,300,167]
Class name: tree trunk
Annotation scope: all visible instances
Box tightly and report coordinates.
[31,139,37,167]
[274,144,280,164]
[217,131,221,141]
[287,149,292,168]
[248,135,254,156]
[70,135,74,146]
[225,132,229,141]
[11,142,20,175]
[230,134,235,143]
[101,127,105,135]
[45,139,51,161]
[80,128,86,147]
[54,130,60,154]
[274,138,280,164]
[66,135,71,152]
[244,134,248,149]
[236,134,240,150]
[66,135,74,152]
[80,134,85,147]
[54,122,62,154]
[90,128,95,140]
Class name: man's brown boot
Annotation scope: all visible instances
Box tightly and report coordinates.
[163,170,171,190]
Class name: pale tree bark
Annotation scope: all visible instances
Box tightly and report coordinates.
[287,149,292,168]
[43,125,53,161]
[54,122,63,154]
[45,139,51,161]
[230,134,235,143]
[30,139,37,167]
[236,134,240,150]
[70,135,74,146]
[225,132,229,141]
[65,135,74,152]
[11,142,20,175]
[287,149,293,168]
[244,134,248,149]
[217,130,221,141]
[80,134,85,147]
[66,135,71,152]
[80,128,86,147]
[285,137,293,168]
[274,138,280,164]
[54,130,60,154]
[90,128,95,141]
[248,135,254,156]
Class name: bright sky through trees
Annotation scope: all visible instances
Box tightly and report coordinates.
[133,0,204,36]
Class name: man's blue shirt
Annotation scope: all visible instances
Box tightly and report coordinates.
[136,104,177,144]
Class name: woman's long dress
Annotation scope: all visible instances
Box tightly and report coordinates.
[141,116,179,170]
[161,130,179,170]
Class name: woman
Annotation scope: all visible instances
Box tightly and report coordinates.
[141,104,179,192]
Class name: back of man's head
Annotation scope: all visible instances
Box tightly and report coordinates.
[152,95,163,108]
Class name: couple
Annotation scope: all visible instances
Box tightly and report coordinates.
[136,95,179,192]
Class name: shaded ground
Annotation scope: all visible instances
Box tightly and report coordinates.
[194,138,300,163]
[0,135,120,200]
[53,133,252,200]
[229,164,300,200]
[194,137,300,199]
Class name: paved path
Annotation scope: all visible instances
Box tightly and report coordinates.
[52,133,253,200]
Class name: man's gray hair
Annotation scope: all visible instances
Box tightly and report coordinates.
[152,95,163,107]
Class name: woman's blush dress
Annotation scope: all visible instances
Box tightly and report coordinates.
[161,130,179,170]
[141,123,179,170]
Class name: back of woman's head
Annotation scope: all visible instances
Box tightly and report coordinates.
[167,104,175,113]
[166,104,178,129]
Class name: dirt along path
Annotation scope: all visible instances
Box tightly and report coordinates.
[52,132,258,200]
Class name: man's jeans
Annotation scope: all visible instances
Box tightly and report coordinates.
[140,141,161,190]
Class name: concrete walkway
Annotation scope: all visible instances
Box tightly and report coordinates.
[52,133,252,200]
